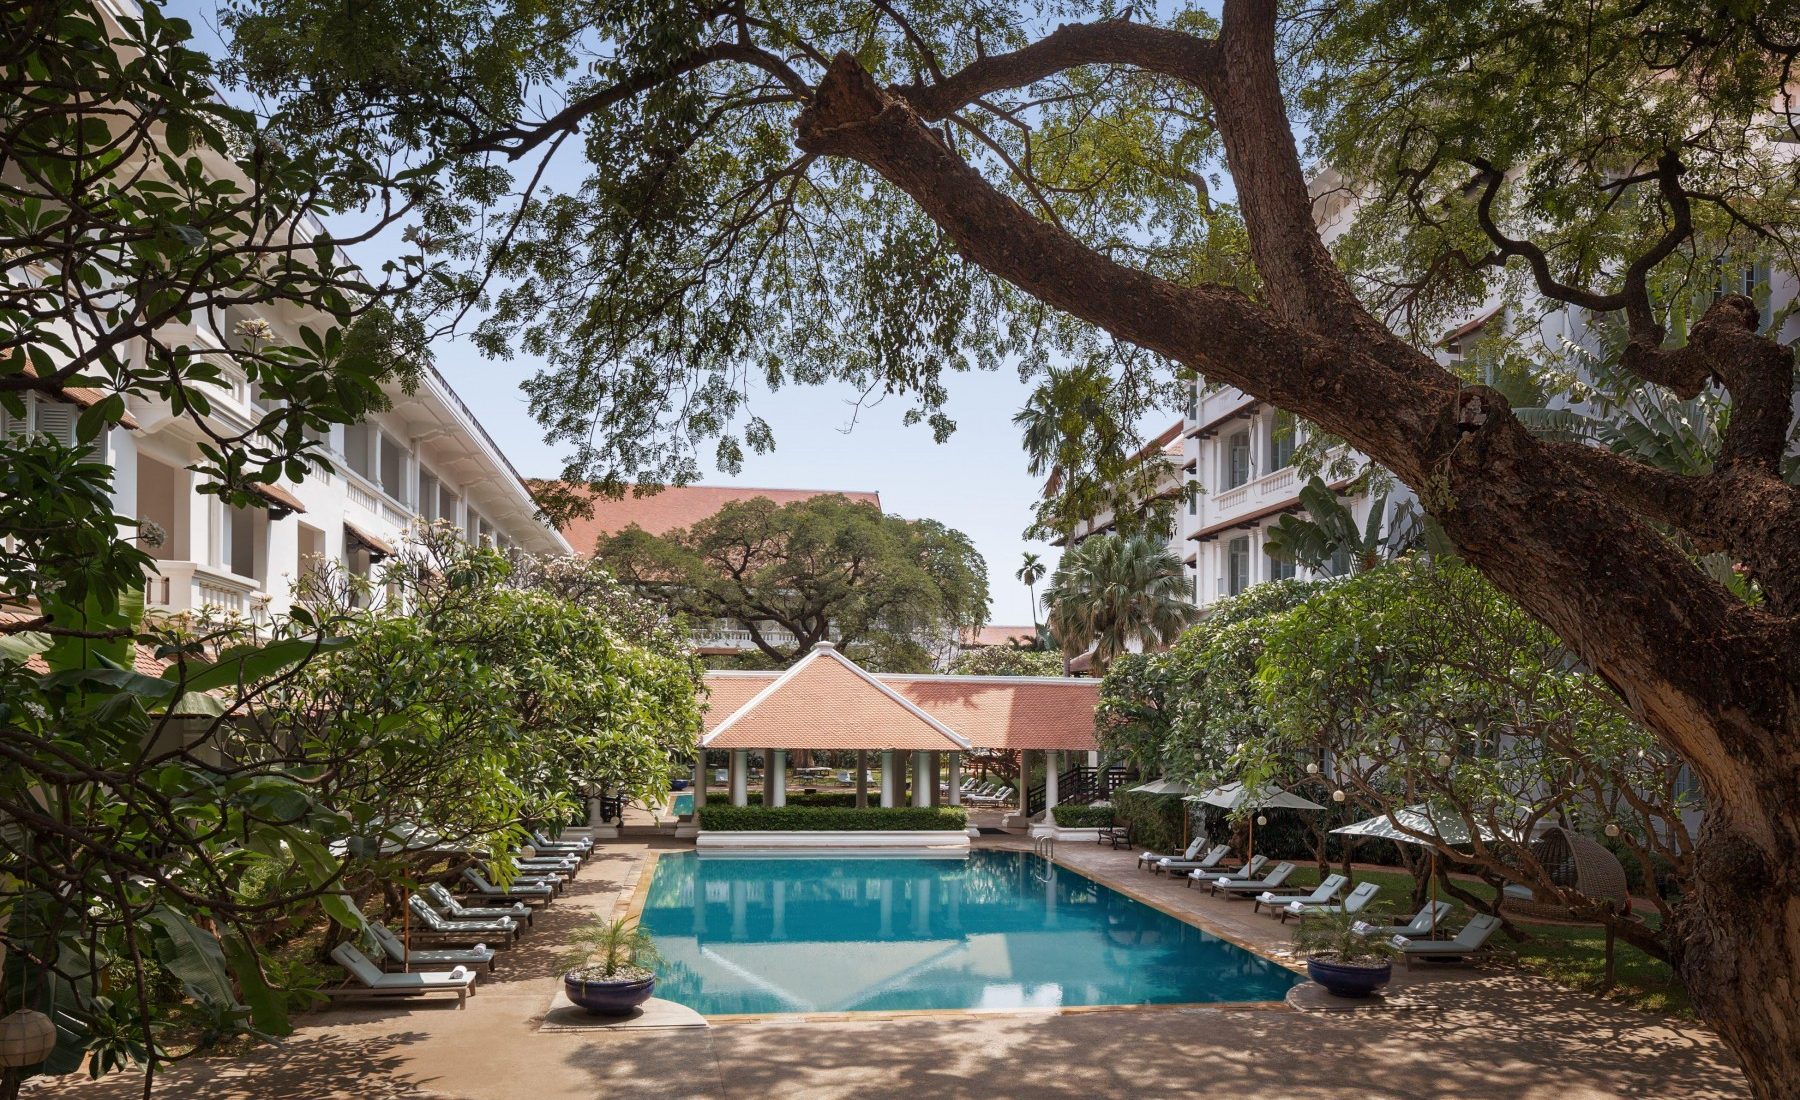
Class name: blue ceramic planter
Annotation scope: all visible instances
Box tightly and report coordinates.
[1306,956,1392,998]
[564,971,656,1015]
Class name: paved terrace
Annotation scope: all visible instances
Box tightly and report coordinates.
[30,838,1747,1100]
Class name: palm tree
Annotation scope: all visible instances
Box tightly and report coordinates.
[1016,552,1046,637]
[1043,534,1197,671]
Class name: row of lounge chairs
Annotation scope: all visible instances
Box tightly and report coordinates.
[324,830,594,1007]
[960,781,1015,806]
[1133,837,1503,962]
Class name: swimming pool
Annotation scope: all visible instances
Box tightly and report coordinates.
[671,792,694,816]
[637,850,1299,1015]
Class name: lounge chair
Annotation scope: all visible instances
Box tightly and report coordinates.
[506,860,569,891]
[369,922,497,972]
[425,883,532,928]
[1156,843,1233,876]
[1282,880,1381,923]
[1187,854,1268,888]
[1139,838,1207,872]
[462,867,553,903]
[1392,913,1502,964]
[1209,861,1296,897]
[1253,873,1346,915]
[326,942,475,1008]
[967,786,1014,806]
[410,895,520,944]
[516,854,579,879]
[1352,902,1454,940]
[529,830,592,856]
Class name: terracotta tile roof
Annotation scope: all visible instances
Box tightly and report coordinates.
[701,644,970,751]
[553,485,883,554]
[699,655,1101,751]
[251,481,307,514]
[345,521,396,557]
[959,625,1038,648]
[3,608,169,676]
[16,362,140,430]
[884,675,1100,751]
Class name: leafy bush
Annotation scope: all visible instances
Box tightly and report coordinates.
[1051,803,1115,828]
[1115,790,1185,852]
[742,791,861,807]
[699,805,967,831]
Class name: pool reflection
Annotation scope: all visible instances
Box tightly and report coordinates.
[639,850,1299,1016]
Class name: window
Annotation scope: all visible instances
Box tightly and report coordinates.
[1185,390,1198,420]
[1227,536,1251,596]
[1267,546,1297,582]
[437,483,459,527]
[343,422,375,480]
[1716,261,1764,301]
[1226,431,1251,489]
[224,504,259,579]
[378,431,406,502]
[1187,478,1197,516]
[1,395,106,461]
[1326,542,1353,578]
[1269,411,1296,470]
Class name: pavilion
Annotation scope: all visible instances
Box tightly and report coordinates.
[692,641,1101,815]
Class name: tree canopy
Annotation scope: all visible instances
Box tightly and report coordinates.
[594,493,988,670]
[152,0,1800,1089]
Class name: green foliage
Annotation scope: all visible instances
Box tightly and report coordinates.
[1113,791,1186,855]
[563,918,659,980]
[698,805,968,832]
[741,791,860,808]
[952,646,1065,677]
[1289,908,1399,965]
[1262,477,1390,575]
[1050,803,1115,828]
[596,494,988,669]
[1043,534,1197,670]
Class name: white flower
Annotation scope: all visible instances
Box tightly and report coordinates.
[233,318,275,342]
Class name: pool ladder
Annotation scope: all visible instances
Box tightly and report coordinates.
[1032,835,1056,862]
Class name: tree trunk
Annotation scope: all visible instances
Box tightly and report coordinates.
[790,13,1800,1094]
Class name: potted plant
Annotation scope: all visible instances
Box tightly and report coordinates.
[562,917,660,1015]
[1290,907,1398,998]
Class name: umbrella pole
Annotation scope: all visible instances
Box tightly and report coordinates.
[402,884,412,972]
[1429,849,1440,940]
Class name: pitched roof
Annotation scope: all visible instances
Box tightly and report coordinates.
[700,658,1101,752]
[701,644,970,751]
[555,485,883,554]
[883,675,1101,751]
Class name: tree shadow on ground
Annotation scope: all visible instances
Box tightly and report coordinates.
[25,1032,447,1100]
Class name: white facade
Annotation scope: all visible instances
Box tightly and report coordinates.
[116,355,566,621]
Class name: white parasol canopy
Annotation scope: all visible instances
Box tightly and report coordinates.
[1186,781,1327,812]
[1330,804,1506,847]
[1128,778,1198,796]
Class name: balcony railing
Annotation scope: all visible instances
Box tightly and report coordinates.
[144,560,265,618]
[689,622,824,652]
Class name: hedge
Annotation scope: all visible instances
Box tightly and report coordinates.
[738,791,861,808]
[1115,790,1186,853]
[698,805,968,831]
[1051,803,1116,828]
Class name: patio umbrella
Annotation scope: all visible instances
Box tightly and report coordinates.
[1331,804,1498,935]
[1187,782,1326,864]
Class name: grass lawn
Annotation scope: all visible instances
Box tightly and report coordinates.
[1276,863,1688,1016]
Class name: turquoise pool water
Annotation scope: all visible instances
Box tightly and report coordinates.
[671,793,694,816]
[638,850,1299,1015]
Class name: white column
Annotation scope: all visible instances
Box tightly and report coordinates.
[1045,750,1060,814]
[692,754,707,810]
[912,751,931,807]
[879,750,896,808]
[730,750,748,806]
[948,753,962,806]
[770,750,787,807]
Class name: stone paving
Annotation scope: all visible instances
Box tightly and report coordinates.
[29,836,1749,1100]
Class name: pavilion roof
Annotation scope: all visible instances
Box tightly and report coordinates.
[700,644,971,751]
[700,652,1100,752]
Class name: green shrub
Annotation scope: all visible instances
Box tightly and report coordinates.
[1115,790,1185,852]
[1051,803,1115,828]
[699,805,968,831]
[741,791,861,807]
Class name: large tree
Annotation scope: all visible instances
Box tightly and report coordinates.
[220,1,1800,1089]
[1043,533,1197,670]
[594,494,988,669]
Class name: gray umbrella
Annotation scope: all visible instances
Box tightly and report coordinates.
[1127,778,1198,796]
[1185,782,1326,861]
[1331,804,1500,935]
